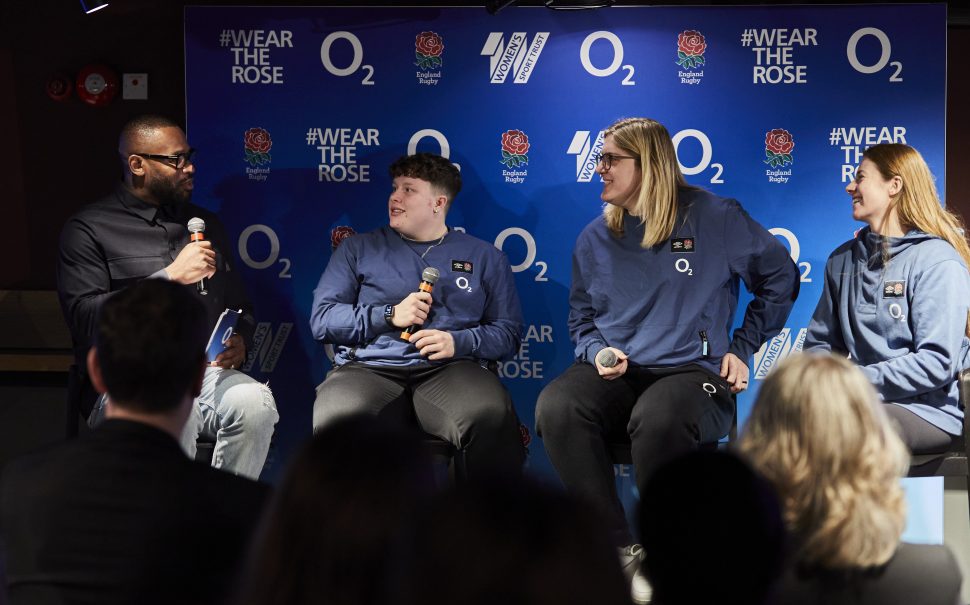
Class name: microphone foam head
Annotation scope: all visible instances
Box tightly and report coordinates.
[596,348,618,368]
[187,217,206,233]
[422,267,441,284]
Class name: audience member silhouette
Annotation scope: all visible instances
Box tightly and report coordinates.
[739,353,963,605]
[638,450,785,605]
[393,475,631,605]
[0,279,268,605]
[237,415,435,605]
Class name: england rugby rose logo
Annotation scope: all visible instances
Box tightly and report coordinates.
[500,130,530,169]
[244,127,272,167]
[764,128,794,168]
[676,30,706,69]
[331,226,356,250]
[415,31,444,69]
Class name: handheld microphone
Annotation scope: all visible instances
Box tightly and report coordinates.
[596,348,618,368]
[187,217,208,296]
[401,267,440,341]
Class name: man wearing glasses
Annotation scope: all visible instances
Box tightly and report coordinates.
[57,114,278,480]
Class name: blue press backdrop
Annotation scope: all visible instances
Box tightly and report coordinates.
[184,5,947,518]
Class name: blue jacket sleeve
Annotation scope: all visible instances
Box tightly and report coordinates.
[567,244,608,364]
[861,259,970,400]
[803,255,847,355]
[449,251,523,361]
[724,203,800,360]
[309,239,392,345]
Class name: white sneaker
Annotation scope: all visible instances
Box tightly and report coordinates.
[631,566,653,604]
[617,544,652,604]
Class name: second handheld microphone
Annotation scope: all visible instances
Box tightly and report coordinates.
[187,217,208,296]
[400,267,441,341]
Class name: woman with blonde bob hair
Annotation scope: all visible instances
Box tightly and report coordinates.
[804,144,970,454]
[740,353,962,604]
[536,117,799,591]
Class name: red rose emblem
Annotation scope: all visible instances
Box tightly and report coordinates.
[331,226,356,250]
[502,130,530,156]
[765,129,794,155]
[415,31,444,57]
[244,127,272,154]
[519,423,532,448]
[678,30,706,57]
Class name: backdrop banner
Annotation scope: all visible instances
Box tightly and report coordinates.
[185,4,947,528]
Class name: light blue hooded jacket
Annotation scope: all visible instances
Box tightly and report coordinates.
[804,227,970,434]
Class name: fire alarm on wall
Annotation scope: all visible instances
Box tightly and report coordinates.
[75,64,119,106]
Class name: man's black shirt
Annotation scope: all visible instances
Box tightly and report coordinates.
[56,185,255,366]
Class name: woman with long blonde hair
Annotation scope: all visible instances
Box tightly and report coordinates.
[535,117,799,601]
[804,144,970,453]
[740,353,962,604]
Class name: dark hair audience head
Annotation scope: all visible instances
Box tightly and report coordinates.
[237,415,435,605]
[639,450,785,605]
[394,475,630,605]
[388,152,462,203]
[94,278,207,413]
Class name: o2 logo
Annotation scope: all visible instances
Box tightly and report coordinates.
[320,31,375,85]
[846,27,902,82]
[769,227,812,282]
[674,258,692,276]
[455,276,473,292]
[408,129,460,172]
[671,129,724,184]
[494,227,548,282]
[579,31,635,86]
[238,224,292,279]
[888,303,906,322]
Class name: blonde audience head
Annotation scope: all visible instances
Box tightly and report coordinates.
[739,352,909,570]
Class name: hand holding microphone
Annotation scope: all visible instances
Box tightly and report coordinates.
[595,347,627,380]
[187,218,210,295]
[398,267,440,341]
[165,217,216,288]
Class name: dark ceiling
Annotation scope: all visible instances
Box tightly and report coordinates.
[5,0,968,31]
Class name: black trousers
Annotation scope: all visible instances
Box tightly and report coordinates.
[536,362,735,546]
[313,360,524,476]
[883,403,957,455]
